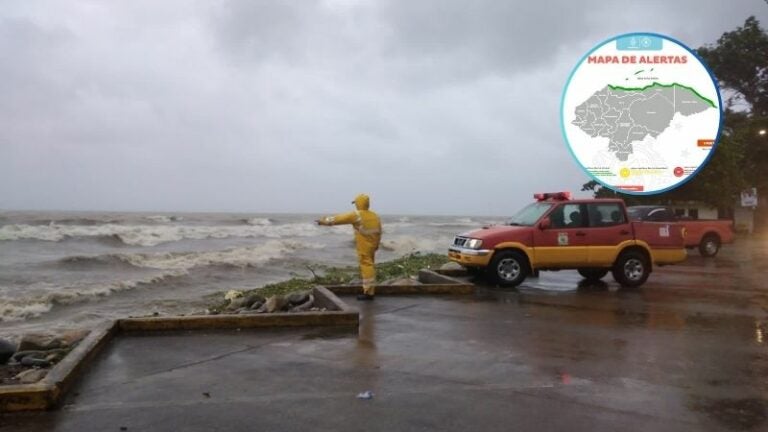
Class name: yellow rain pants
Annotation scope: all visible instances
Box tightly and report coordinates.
[318,194,382,296]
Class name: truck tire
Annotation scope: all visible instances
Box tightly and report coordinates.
[612,251,650,288]
[699,234,721,257]
[577,268,609,281]
[488,250,529,288]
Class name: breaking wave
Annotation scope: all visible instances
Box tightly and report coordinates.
[144,215,184,223]
[380,235,452,255]
[243,217,273,226]
[425,218,484,227]
[0,273,184,322]
[2,240,318,322]
[58,240,320,272]
[0,222,346,247]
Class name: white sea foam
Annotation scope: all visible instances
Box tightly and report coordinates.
[0,273,185,322]
[425,218,482,227]
[380,235,453,255]
[0,222,347,246]
[2,240,319,322]
[145,215,173,223]
[112,240,320,271]
[244,217,273,226]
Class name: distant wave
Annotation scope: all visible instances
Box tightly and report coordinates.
[58,240,319,272]
[243,217,273,226]
[0,222,347,247]
[426,218,481,227]
[144,215,184,223]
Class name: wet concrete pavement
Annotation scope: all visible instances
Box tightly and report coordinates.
[3,240,768,431]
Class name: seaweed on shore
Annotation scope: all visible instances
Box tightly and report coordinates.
[206,252,448,312]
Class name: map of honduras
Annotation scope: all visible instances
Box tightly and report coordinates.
[571,82,716,161]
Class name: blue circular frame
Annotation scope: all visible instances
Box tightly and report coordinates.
[559,32,724,196]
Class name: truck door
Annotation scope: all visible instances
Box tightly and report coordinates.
[585,202,634,266]
[532,203,589,267]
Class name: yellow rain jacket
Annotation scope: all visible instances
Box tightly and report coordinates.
[318,194,382,295]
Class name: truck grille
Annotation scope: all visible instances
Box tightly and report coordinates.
[453,236,469,247]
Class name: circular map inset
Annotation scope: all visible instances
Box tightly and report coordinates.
[561,33,722,194]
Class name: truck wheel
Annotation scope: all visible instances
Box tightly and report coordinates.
[488,251,529,288]
[612,251,650,288]
[577,268,609,281]
[699,234,721,257]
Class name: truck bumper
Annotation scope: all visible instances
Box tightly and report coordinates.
[448,247,492,267]
[652,247,687,265]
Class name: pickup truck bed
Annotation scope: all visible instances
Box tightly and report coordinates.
[627,206,734,257]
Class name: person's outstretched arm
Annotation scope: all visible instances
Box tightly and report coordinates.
[316,211,359,226]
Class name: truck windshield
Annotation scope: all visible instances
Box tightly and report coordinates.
[506,203,553,226]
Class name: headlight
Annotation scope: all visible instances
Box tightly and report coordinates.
[465,238,483,249]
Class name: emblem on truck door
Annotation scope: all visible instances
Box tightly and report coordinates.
[558,232,569,246]
[659,225,670,237]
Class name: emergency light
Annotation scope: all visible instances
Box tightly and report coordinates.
[534,192,571,201]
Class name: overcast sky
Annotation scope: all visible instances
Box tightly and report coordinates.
[1,1,767,216]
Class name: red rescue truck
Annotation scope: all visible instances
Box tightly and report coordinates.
[448,192,687,288]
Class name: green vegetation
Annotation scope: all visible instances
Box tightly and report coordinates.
[206,252,449,312]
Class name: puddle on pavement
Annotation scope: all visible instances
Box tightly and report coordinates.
[691,397,767,430]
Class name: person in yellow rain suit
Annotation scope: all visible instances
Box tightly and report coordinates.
[317,194,382,301]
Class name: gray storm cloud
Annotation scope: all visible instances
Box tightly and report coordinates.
[1,0,766,215]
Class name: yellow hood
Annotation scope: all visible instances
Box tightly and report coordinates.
[352,194,370,210]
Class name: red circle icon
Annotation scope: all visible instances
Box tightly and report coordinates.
[673,167,684,177]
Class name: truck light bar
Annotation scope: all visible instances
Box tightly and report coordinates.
[534,192,571,201]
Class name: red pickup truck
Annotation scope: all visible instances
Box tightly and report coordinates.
[626,206,734,257]
[448,192,687,288]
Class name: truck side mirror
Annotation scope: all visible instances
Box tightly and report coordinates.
[539,217,551,230]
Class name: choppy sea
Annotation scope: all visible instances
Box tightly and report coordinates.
[0,211,498,337]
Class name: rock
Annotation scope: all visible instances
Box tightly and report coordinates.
[46,352,64,363]
[249,300,264,310]
[224,290,244,301]
[265,295,288,313]
[286,291,310,305]
[18,334,64,352]
[237,309,261,315]
[15,368,48,384]
[226,297,246,311]
[59,329,89,346]
[21,356,50,367]
[13,350,49,362]
[290,294,315,312]
[0,338,16,364]
[440,261,464,271]
[243,294,266,308]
